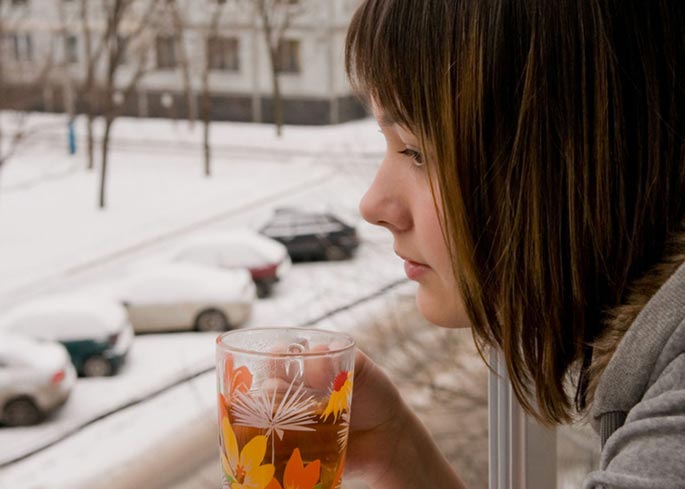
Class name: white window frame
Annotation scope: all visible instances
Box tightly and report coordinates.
[489,349,557,489]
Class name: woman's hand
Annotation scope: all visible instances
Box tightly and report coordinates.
[345,350,467,488]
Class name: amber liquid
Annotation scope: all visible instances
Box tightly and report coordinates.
[229,411,347,489]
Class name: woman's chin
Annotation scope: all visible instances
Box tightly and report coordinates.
[415,286,471,329]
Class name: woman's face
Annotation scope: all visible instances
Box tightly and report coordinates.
[360,106,470,328]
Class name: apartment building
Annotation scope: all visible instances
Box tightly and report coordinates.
[0,0,367,124]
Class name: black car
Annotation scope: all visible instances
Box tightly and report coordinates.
[259,209,360,261]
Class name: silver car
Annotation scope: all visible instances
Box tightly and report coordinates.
[0,334,76,426]
[115,264,256,333]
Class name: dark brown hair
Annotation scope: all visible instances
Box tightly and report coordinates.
[346,0,685,423]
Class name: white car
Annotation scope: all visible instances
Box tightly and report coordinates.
[0,294,134,377]
[0,333,77,426]
[114,263,255,333]
[171,230,291,298]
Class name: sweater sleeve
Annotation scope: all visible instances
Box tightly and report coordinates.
[583,354,685,489]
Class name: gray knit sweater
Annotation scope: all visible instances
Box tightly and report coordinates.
[583,262,685,489]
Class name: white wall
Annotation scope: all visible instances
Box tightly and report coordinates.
[2,0,361,100]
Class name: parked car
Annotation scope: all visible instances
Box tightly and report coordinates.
[171,230,291,298]
[259,208,360,261]
[0,295,134,377]
[0,333,76,426]
[112,264,255,333]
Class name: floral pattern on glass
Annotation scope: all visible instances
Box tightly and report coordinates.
[223,354,253,397]
[232,376,317,446]
[220,415,275,489]
[219,359,353,488]
[321,371,353,423]
[265,448,323,489]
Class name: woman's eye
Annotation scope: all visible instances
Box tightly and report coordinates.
[398,148,424,166]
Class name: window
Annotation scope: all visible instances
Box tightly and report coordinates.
[6,33,33,62]
[276,39,300,74]
[208,36,239,71]
[11,0,29,6]
[155,36,176,69]
[64,35,78,64]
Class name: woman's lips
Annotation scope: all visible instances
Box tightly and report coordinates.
[403,259,430,280]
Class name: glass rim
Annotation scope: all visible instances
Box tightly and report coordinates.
[216,327,355,358]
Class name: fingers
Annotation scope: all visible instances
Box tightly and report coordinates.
[304,343,335,390]
[260,342,344,392]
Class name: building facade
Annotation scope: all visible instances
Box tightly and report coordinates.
[0,0,367,125]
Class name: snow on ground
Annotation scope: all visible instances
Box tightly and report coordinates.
[0,228,406,468]
[0,283,416,489]
[0,333,215,467]
[0,112,384,307]
[0,112,405,489]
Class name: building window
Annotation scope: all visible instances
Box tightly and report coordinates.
[276,39,300,74]
[64,35,78,64]
[6,33,33,62]
[208,36,239,71]
[155,36,176,69]
[11,0,29,6]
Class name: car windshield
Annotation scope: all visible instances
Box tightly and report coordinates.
[264,213,347,236]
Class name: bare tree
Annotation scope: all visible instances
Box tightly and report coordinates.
[198,0,228,176]
[165,0,224,177]
[166,0,197,129]
[75,0,111,171]
[0,1,56,171]
[249,0,306,137]
[97,0,162,209]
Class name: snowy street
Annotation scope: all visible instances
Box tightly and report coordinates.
[0,113,411,489]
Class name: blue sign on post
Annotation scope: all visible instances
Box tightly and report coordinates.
[68,120,76,155]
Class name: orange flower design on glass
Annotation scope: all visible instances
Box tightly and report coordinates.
[321,371,353,422]
[224,354,253,397]
[265,448,322,489]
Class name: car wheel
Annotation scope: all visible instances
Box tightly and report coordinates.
[3,397,43,427]
[82,356,114,377]
[195,309,229,332]
[324,245,348,261]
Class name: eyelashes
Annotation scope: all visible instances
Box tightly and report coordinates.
[398,148,424,167]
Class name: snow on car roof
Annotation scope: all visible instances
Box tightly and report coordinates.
[0,293,128,340]
[0,332,41,353]
[0,332,68,369]
[176,229,287,263]
[117,263,252,304]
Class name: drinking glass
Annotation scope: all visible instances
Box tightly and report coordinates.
[216,327,355,489]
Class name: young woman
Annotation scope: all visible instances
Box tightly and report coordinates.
[343,0,685,487]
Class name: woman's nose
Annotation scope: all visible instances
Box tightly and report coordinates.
[359,164,411,233]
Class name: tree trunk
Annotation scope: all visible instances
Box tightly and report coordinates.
[201,70,212,177]
[98,117,114,209]
[86,112,95,170]
[202,99,211,177]
[0,117,4,168]
[269,49,283,137]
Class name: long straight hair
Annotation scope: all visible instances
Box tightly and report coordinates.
[346,0,685,423]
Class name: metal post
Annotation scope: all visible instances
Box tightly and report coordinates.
[68,119,76,155]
